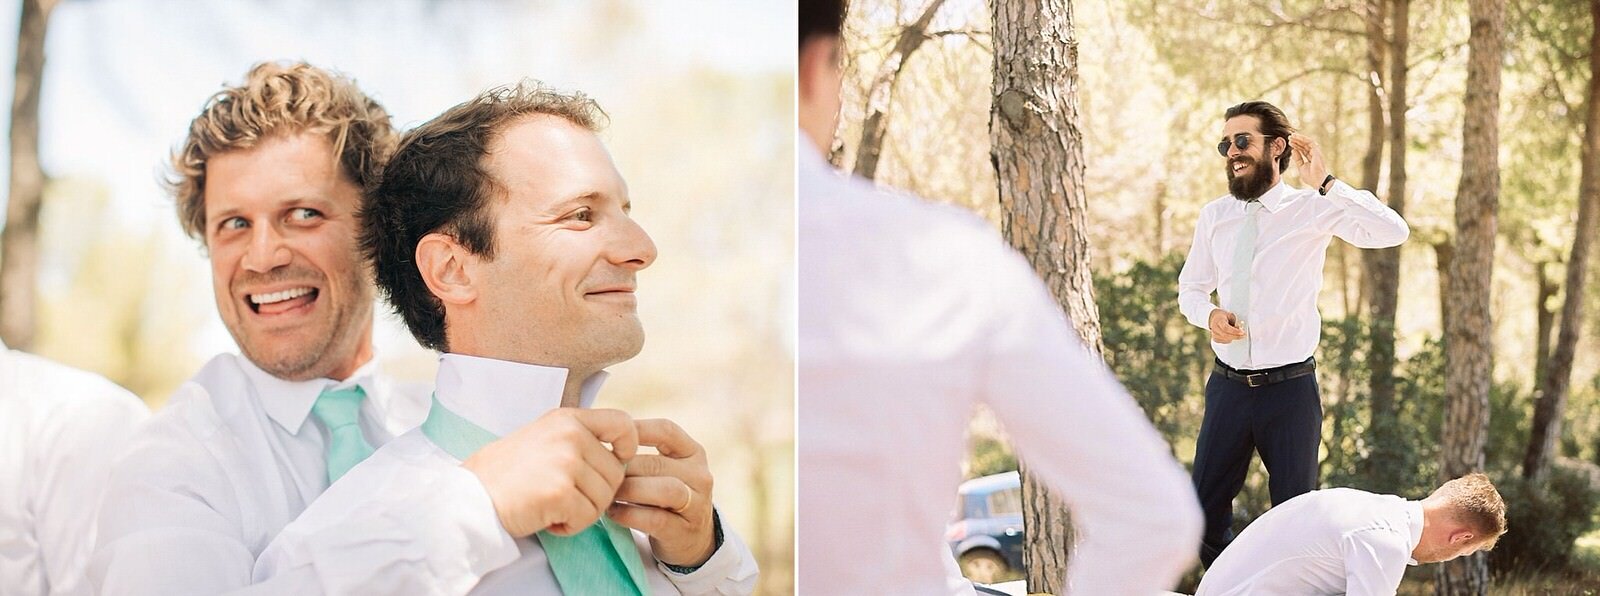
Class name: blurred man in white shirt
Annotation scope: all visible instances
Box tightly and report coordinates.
[1,345,148,595]
[798,1,1202,593]
[1197,473,1506,596]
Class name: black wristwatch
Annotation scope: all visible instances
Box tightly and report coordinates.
[1319,174,1337,195]
[662,508,725,574]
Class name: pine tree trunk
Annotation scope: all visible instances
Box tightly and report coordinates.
[1365,0,1408,494]
[1523,0,1600,482]
[990,0,1100,592]
[1348,0,1385,322]
[854,0,949,180]
[1533,261,1557,390]
[0,0,56,350]
[1438,0,1504,593]
[1359,0,1387,195]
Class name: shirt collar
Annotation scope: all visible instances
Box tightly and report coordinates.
[797,132,842,182]
[433,352,610,437]
[1250,181,1293,213]
[1405,500,1425,566]
[243,353,382,434]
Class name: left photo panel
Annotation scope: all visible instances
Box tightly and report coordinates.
[0,2,794,595]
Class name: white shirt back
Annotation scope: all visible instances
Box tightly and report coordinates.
[90,352,429,594]
[0,348,148,596]
[798,146,1202,594]
[1196,488,1423,596]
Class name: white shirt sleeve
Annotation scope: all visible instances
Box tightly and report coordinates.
[255,438,759,595]
[1177,205,1222,329]
[91,420,326,595]
[1340,528,1410,596]
[30,380,148,596]
[252,447,520,595]
[977,240,1203,595]
[1319,180,1410,249]
[656,512,760,595]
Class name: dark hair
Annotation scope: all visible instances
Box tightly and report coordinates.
[361,80,607,352]
[1224,100,1295,174]
[800,0,845,47]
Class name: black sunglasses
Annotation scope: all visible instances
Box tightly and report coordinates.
[1216,133,1276,157]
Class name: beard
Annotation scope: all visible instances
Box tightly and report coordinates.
[1227,151,1277,201]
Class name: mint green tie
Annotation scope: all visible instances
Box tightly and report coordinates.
[311,386,375,484]
[1225,201,1262,367]
[420,395,649,595]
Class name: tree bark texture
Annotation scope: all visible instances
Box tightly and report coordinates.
[1365,0,1409,494]
[1359,0,1387,195]
[1438,0,1503,593]
[1533,260,1557,390]
[0,0,56,350]
[990,0,1100,592]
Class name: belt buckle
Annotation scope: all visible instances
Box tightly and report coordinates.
[1244,372,1269,387]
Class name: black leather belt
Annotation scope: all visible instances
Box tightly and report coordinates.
[1214,357,1316,388]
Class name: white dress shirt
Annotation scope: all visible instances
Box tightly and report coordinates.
[1196,488,1424,596]
[0,346,148,596]
[253,353,760,595]
[90,352,430,595]
[1178,181,1409,369]
[798,145,1202,595]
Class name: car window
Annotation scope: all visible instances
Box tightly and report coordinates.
[987,487,1022,517]
[960,493,986,520]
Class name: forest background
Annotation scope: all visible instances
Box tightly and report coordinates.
[837,0,1600,593]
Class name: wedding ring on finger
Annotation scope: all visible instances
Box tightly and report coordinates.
[672,483,693,514]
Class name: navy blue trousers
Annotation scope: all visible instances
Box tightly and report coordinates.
[1190,367,1322,567]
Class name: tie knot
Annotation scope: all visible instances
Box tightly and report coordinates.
[1245,201,1263,214]
[311,385,366,431]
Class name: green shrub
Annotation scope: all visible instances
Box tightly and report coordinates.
[968,435,1018,479]
[1489,460,1600,573]
[1094,253,1210,441]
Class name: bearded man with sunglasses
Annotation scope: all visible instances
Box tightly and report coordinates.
[1177,101,1408,568]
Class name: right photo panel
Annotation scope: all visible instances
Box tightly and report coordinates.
[798,0,1597,594]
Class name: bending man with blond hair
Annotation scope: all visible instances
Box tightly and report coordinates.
[1196,473,1507,596]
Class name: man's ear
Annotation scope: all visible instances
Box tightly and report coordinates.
[416,232,477,307]
[1448,529,1477,546]
[798,36,839,102]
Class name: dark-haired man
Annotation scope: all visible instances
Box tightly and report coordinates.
[1178,101,1409,567]
[252,83,756,594]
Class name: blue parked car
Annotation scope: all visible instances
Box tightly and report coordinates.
[946,471,1024,584]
